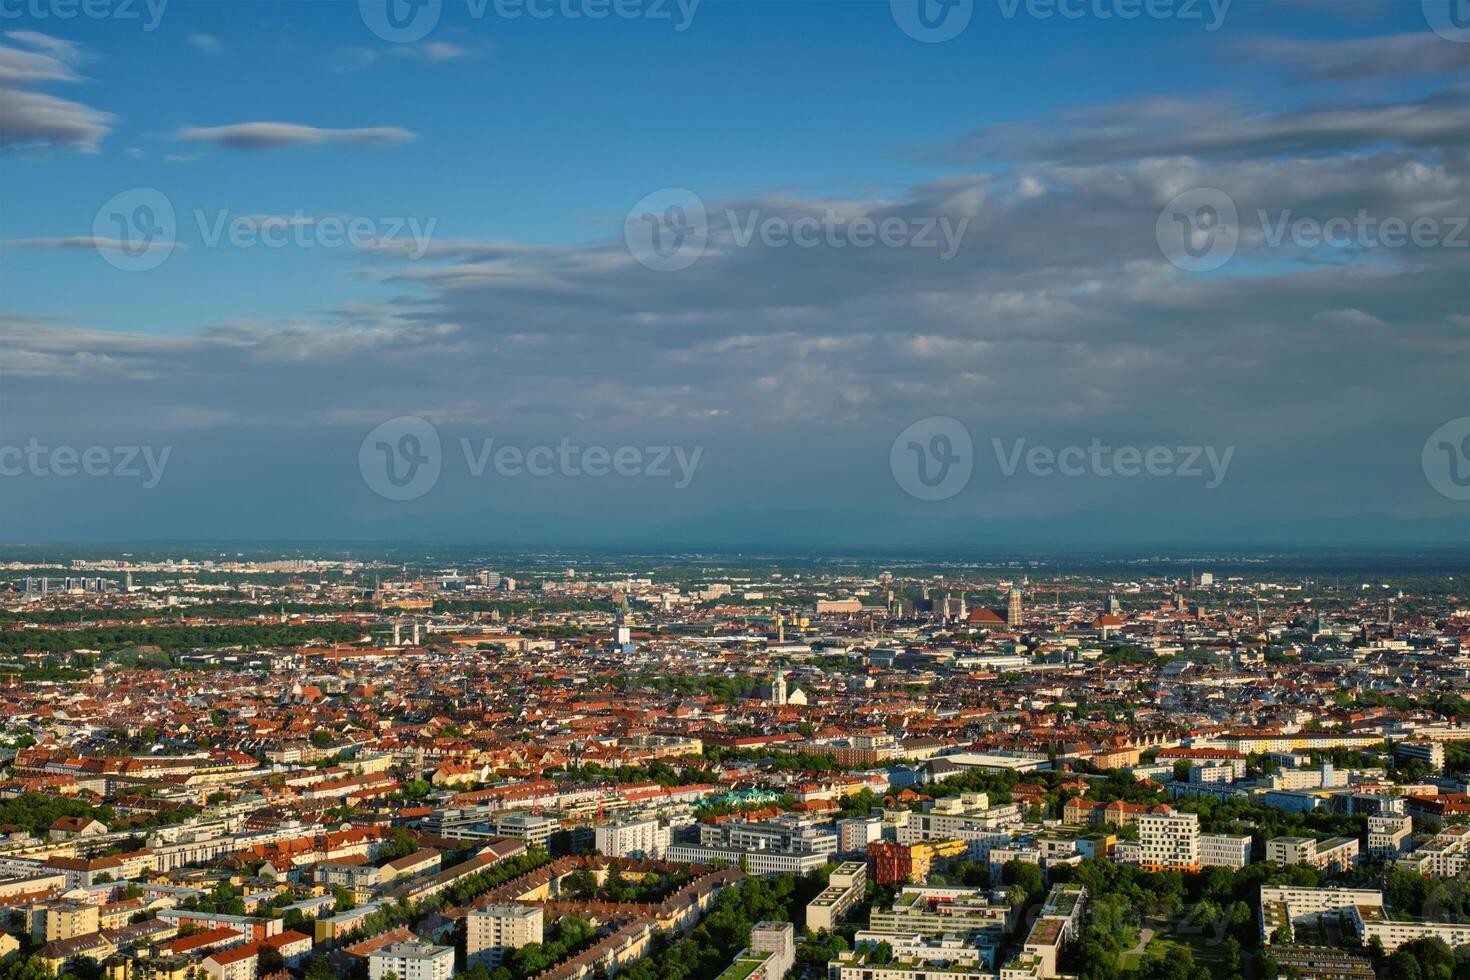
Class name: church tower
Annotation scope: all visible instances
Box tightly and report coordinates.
[1006,587,1023,627]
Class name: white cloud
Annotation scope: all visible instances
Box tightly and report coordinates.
[10,30,1470,542]
[0,86,112,152]
[396,41,474,62]
[175,121,415,149]
[1313,308,1389,329]
[7,236,187,254]
[0,33,110,151]
[187,33,223,55]
[328,47,378,73]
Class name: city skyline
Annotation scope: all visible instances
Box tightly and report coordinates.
[3,544,1470,980]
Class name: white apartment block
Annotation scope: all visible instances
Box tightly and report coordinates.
[839,816,883,855]
[1259,886,1383,942]
[368,942,455,980]
[988,845,1042,881]
[1199,833,1252,869]
[852,932,988,968]
[899,802,1023,842]
[1138,811,1199,871]
[466,904,543,966]
[491,813,560,849]
[594,817,669,859]
[866,885,1012,939]
[1397,825,1470,878]
[1395,741,1446,771]
[1009,885,1087,980]
[748,921,795,978]
[1267,766,1348,791]
[1368,815,1413,861]
[1188,764,1236,785]
[829,955,992,980]
[1350,905,1470,952]
[200,948,258,980]
[806,862,866,932]
[1266,836,1359,872]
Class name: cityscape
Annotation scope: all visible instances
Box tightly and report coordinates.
[6,0,1470,979]
[0,548,1469,980]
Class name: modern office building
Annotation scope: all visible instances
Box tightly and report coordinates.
[666,815,837,875]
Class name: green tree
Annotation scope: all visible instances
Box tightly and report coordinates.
[1002,859,1044,901]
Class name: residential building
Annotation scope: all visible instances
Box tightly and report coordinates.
[367,942,455,980]
[868,840,967,886]
[465,905,543,966]
[806,862,866,931]
[1259,886,1384,942]
[1266,836,1359,873]
[31,902,100,943]
[1368,815,1413,862]
[1349,904,1470,952]
[201,943,260,980]
[1395,741,1446,771]
[839,816,884,855]
[1137,811,1198,872]
[594,817,669,859]
[1397,825,1470,878]
[1199,833,1252,869]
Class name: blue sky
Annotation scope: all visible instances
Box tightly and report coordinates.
[3,0,1470,547]
[6,0,1435,332]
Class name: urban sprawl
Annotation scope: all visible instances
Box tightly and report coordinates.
[1,552,1469,980]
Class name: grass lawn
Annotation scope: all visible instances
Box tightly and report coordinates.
[1125,924,1239,977]
[716,957,765,980]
